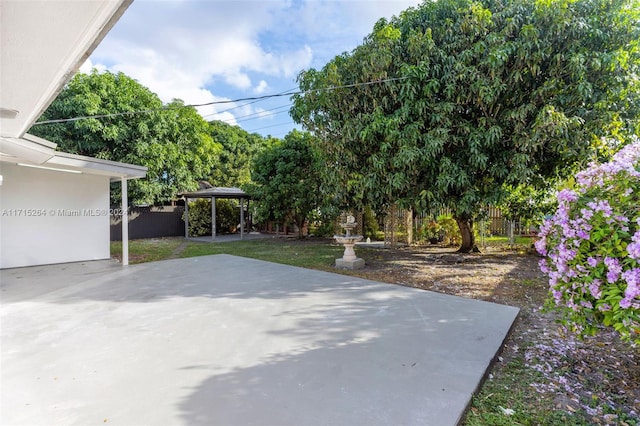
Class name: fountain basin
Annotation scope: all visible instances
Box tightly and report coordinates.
[334,234,365,269]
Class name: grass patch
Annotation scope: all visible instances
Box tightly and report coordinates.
[483,235,538,246]
[180,238,345,270]
[464,352,584,426]
[110,237,183,264]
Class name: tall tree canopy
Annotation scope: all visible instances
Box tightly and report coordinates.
[291,0,640,251]
[30,70,221,205]
[249,130,323,238]
[206,121,276,188]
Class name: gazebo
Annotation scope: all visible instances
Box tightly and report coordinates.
[179,187,250,240]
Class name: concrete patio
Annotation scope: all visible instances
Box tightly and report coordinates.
[1,255,519,425]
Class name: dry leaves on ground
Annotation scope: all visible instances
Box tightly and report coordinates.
[353,244,639,424]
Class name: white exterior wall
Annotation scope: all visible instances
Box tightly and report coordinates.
[0,163,111,269]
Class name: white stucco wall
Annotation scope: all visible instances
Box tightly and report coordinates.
[0,163,111,269]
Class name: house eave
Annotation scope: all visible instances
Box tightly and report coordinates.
[1,134,147,180]
[48,151,147,180]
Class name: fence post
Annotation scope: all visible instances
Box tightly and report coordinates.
[405,208,413,245]
[508,220,515,246]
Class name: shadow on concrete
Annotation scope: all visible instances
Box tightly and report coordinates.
[1,255,519,425]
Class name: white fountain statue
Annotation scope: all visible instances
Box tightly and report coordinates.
[334,214,365,269]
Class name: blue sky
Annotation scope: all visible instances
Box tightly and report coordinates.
[81,0,422,138]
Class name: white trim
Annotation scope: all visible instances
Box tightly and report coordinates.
[121,177,129,266]
[47,151,146,179]
[1,134,146,180]
[17,163,82,174]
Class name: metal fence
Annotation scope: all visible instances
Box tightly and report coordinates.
[110,206,185,241]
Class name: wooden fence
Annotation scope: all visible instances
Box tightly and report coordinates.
[382,205,532,246]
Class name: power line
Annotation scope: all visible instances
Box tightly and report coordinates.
[31,76,409,126]
[203,87,298,119]
[232,104,292,124]
[245,121,299,133]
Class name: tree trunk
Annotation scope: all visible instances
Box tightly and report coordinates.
[296,216,306,239]
[455,215,479,253]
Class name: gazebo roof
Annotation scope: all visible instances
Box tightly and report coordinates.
[179,186,250,199]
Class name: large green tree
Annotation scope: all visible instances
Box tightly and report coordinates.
[249,130,323,238]
[206,121,275,187]
[292,0,640,252]
[30,70,221,205]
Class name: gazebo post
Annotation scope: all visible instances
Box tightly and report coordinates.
[184,197,189,239]
[179,187,250,242]
[211,196,216,240]
[240,197,245,240]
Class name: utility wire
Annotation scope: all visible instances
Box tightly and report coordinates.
[203,87,298,119]
[245,121,299,133]
[31,76,408,126]
[230,104,292,124]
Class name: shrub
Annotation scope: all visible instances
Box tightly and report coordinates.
[537,141,640,345]
[437,214,461,246]
[421,220,442,241]
[363,206,380,239]
[215,199,237,234]
[186,198,212,237]
[185,198,239,237]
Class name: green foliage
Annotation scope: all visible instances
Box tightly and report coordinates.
[292,0,640,252]
[249,130,323,238]
[308,206,340,238]
[185,198,239,237]
[186,199,213,237]
[437,214,461,246]
[215,199,237,234]
[420,220,442,241]
[362,206,380,239]
[30,70,221,205]
[309,220,337,238]
[500,184,557,226]
[206,121,275,187]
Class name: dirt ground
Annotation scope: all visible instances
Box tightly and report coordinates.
[352,243,639,424]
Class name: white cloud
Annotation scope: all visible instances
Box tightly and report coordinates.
[84,0,421,134]
[79,59,106,74]
[223,72,252,90]
[254,80,269,94]
[279,45,313,78]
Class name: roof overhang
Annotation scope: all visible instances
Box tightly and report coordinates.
[0,133,147,181]
[0,0,133,140]
[179,187,251,199]
[0,134,56,165]
[0,0,144,180]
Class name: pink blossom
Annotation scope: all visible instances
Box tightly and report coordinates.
[535,238,547,256]
[604,257,622,283]
[628,242,640,260]
[557,189,578,203]
[537,139,640,341]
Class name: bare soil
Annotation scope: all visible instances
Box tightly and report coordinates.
[352,243,639,424]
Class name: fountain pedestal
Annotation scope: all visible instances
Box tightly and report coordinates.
[334,215,365,270]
